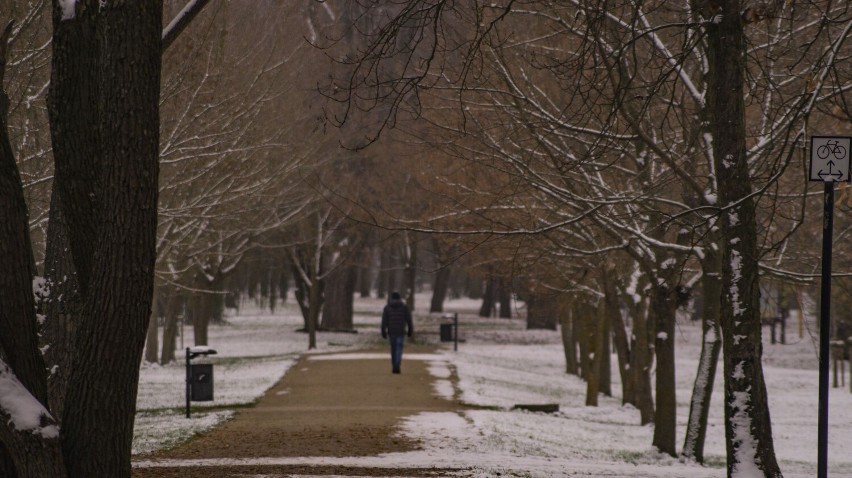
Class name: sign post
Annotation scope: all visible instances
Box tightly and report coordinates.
[809,135,851,478]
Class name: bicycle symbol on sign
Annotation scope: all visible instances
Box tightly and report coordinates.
[817,140,847,160]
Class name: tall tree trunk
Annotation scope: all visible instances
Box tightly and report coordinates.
[307,265,322,350]
[498,277,512,318]
[321,263,356,331]
[41,193,80,421]
[560,304,578,374]
[358,262,372,298]
[278,268,289,303]
[0,29,66,476]
[144,304,159,364]
[571,302,584,378]
[160,290,182,364]
[630,297,655,425]
[59,3,163,477]
[584,301,605,406]
[651,282,677,457]
[599,298,612,398]
[430,266,451,313]
[291,261,310,329]
[479,275,496,317]
[682,247,723,463]
[710,3,781,475]
[403,238,417,311]
[606,270,635,406]
[527,294,559,330]
[192,288,212,347]
[376,247,389,299]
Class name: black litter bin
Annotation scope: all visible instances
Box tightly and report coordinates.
[190,363,214,401]
[440,323,454,342]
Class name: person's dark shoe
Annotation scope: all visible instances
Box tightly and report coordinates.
[392,368,400,374]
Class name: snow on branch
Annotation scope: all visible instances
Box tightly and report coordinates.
[162,0,211,52]
[0,361,59,440]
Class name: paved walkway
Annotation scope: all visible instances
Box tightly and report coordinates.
[133,344,467,477]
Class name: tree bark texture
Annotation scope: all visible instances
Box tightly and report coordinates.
[584,301,605,407]
[160,290,183,364]
[41,192,80,419]
[682,249,723,463]
[560,306,578,374]
[0,58,48,409]
[1,30,64,476]
[599,296,612,398]
[145,305,159,364]
[651,282,677,457]
[321,263,357,331]
[430,266,451,313]
[710,3,782,475]
[629,297,655,425]
[606,271,635,406]
[527,294,559,330]
[403,239,417,311]
[58,2,163,477]
[479,275,496,317]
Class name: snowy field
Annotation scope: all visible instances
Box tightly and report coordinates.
[134,294,852,477]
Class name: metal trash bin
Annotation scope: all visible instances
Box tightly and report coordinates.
[440,323,454,342]
[190,363,214,401]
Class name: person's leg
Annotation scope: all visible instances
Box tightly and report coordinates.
[397,336,405,370]
[391,336,403,373]
[389,337,398,372]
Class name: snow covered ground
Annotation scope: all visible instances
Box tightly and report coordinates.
[134,294,852,477]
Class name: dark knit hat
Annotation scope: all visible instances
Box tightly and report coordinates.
[390,291,401,300]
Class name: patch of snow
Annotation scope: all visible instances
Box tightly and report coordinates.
[0,361,59,439]
[59,0,76,20]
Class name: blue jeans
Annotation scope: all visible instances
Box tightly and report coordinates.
[389,335,405,371]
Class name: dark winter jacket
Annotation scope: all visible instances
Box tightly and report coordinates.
[381,298,413,338]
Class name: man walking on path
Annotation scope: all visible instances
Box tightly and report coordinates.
[381,291,414,374]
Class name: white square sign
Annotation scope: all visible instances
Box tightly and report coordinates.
[810,136,851,182]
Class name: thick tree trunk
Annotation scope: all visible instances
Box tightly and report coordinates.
[59,3,163,477]
[584,302,605,406]
[651,282,677,457]
[321,263,357,331]
[527,294,559,330]
[479,275,496,317]
[0,35,65,476]
[682,249,723,463]
[41,194,80,419]
[710,3,782,475]
[630,297,655,425]
[0,75,48,408]
[430,266,451,313]
[0,411,65,478]
[192,290,212,347]
[560,305,578,374]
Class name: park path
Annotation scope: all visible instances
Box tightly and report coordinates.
[133,344,468,477]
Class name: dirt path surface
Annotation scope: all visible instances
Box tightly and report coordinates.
[134,344,468,477]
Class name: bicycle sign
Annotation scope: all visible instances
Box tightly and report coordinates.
[810,136,851,182]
